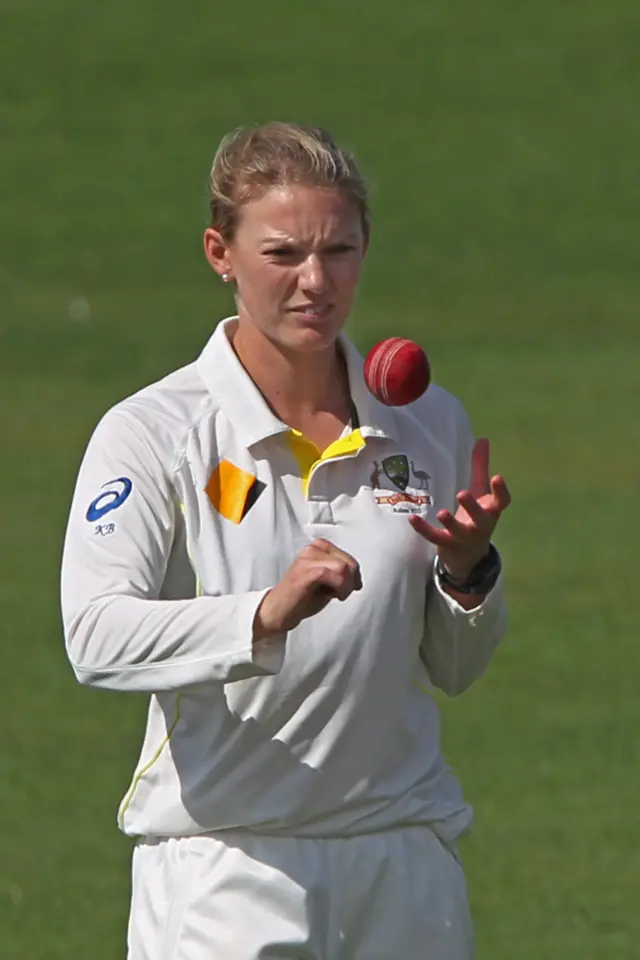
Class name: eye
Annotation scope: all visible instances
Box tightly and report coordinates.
[325,243,357,255]
[265,247,298,259]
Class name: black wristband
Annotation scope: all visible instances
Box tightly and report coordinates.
[435,544,502,596]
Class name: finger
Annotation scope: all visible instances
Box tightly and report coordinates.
[490,475,511,511]
[296,554,355,590]
[310,559,361,597]
[408,513,456,548]
[436,509,475,540]
[323,562,363,592]
[308,538,335,553]
[456,490,495,530]
[308,539,360,573]
[469,438,491,499]
[300,537,334,559]
[312,566,358,602]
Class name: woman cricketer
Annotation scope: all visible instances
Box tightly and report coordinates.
[61,122,511,959]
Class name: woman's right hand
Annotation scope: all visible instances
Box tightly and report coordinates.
[253,539,362,641]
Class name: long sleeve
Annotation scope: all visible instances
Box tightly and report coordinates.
[419,398,508,696]
[60,409,285,693]
[421,568,507,696]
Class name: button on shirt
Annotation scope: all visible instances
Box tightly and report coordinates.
[61,317,507,846]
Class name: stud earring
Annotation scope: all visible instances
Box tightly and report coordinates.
[221,272,230,282]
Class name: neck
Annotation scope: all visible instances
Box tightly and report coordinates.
[230,319,350,426]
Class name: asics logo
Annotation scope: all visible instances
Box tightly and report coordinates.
[86,478,133,521]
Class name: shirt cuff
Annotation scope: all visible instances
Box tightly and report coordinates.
[432,556,505,618]
[223,587,287,682]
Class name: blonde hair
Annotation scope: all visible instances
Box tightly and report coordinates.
[208,122,370,241]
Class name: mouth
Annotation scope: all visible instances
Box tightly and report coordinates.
[288,303,333,321]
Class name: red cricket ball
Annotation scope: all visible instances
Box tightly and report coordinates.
[363,337,431,406]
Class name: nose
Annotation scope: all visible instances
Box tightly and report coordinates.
[299,253,326,293]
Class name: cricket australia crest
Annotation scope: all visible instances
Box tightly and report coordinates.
[382,454,410,491]
[372,453,433,513]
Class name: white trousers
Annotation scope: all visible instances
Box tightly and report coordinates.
[127,828,473,959]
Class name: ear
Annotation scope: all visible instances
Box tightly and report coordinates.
[361,221,371,259]
[203,228,233,279]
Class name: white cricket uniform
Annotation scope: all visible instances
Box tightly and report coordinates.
[61,316,507,959]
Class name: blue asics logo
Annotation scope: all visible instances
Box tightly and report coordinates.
[86,478,133,521]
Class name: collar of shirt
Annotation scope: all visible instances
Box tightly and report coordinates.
[196,316,399,450]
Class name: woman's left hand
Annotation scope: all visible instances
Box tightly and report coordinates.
[409,438,511,579]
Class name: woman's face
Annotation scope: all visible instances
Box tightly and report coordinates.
[205,184,367,353]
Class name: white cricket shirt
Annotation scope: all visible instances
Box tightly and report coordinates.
[61,317,507,846]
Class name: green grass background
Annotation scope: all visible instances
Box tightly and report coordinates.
[1,1,638,956]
